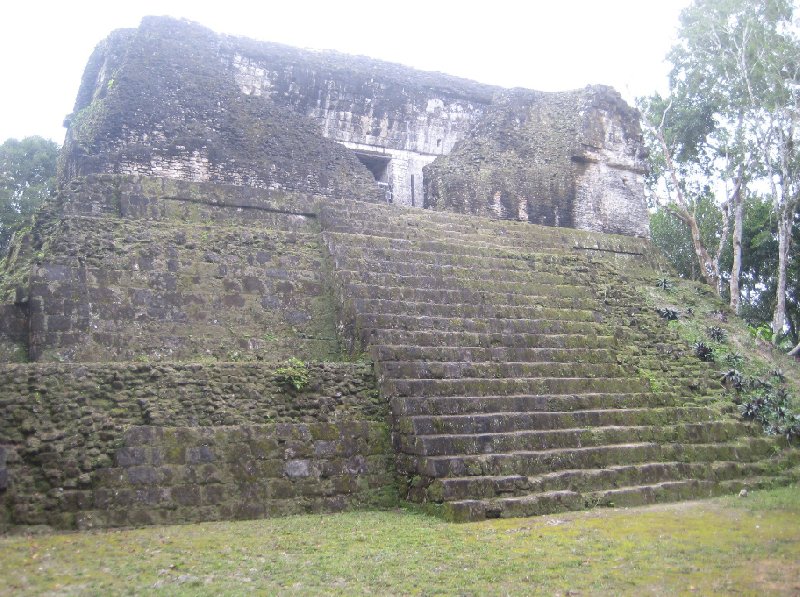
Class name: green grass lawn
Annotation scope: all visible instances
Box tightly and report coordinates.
[2,486,799,596]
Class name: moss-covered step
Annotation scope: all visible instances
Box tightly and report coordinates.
[383,376,652,398]
[390,392,708,417]
[398,420,758,457]
[339,284,601,310]
[423,459,785,502]
[402,406,720,435]
[370,345,618,364]
[407,436,786,478]
[332,261,591,287]
[378,360,631,380]
[352,300,599,323]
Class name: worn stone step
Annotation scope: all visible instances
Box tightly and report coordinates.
[442,490,586,522]
[378,360,629,381]
[358,314,605,337]
[367,330,616,352]
[371,344,618,365]
[427,461,729,502]
[401,421,756,456]
[327,244,590,273]
[408,437,782,478]
[342,283,601,310]
[322,213,649,255]
[392,392,695,417]
[331,256,592,285]
[323,231,585,263]
[441,471,799,521]
[384,376,651,398]
[351,298,599,322]
[403,407,719,435]
[336,270,594,297]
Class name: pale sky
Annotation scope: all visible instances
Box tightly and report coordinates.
[1,0,692,145]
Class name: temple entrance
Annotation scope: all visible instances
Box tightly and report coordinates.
[354,152,392,202]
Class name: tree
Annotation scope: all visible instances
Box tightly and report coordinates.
[0,136,59,253]
[641,0,800,349]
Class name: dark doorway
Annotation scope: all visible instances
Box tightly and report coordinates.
[355,152,390,184]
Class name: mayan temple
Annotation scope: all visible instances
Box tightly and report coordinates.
[0,16,797,530]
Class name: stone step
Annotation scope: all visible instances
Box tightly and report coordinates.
[442,470,800,521]
[336,270,594,297]
[370,344,618,364]
[342,283,601,310]
[378,360,630,381]
[323,231,581,262]
[441,479,716,522]
[384,376,652,398]
[392,392,694,417]
[408,437,782,478]
[331,258,588,286]
[327,244,590,273]
[351,298,598,322]
[400,421,755,457]
[321,212,649,255]
[402,407,719,435]
[357,314,605,337]
[426,460,762,502]
[365,329,616,351]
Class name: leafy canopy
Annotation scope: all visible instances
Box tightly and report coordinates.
[0,136,59,253]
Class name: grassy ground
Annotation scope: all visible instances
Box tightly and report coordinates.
[1,486,798,596]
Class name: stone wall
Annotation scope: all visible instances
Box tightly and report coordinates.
[7,175,344,363]
[423,87,649,238]
[0,361,394,530]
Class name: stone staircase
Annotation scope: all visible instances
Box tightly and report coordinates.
[319,199,799,521]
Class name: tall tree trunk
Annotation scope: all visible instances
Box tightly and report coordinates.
[729,185,745,314]
[771,204,791,340]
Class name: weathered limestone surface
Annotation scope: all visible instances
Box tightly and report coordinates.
[424,87,649,237]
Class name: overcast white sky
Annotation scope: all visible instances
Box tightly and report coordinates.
[1,0,692,145]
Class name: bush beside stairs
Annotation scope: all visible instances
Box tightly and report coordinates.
[319,199,800,522]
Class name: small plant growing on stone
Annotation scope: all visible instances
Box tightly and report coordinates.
[693,341,714,362]
[275,357,309,391]
[656,307,679,321]
[656,277,672,291]
[720,369,744,392]
[723,352,744,368]
[706,325,727,343]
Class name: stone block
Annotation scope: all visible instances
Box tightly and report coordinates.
[186,445,215,465]
[115,447,147,468]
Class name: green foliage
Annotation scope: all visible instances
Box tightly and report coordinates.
[693,341,715,362]
[656,307,680,321]
[649,200,725,281]
[706,325,727,343]
[0,136,59,253]
[740,386,800,441]
[655,277,673,291]
[275,357,309,391]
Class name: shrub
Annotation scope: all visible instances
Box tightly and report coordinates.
[656,307,679,321]
[275,357,310,391]
[693,341,714,362]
